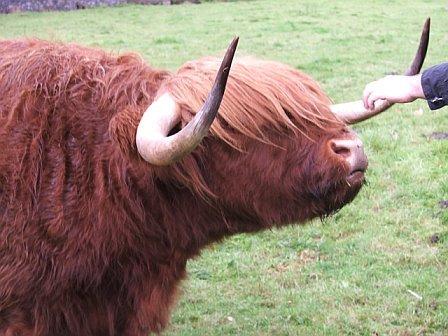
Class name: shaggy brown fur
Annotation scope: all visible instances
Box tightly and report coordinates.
[0,39,364,335]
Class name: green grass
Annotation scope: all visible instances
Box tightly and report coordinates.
[1,1,447,335]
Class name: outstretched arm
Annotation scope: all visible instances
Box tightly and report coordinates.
[363,63,448,111]
[362,74,424,110]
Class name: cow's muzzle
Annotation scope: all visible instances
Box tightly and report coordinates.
[330,134,368,182]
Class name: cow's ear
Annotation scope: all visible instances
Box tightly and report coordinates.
[109,107,142,161]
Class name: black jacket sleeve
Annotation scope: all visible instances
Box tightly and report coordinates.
[421,63,448,110]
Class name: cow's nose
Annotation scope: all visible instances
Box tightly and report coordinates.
[331,137,368,173]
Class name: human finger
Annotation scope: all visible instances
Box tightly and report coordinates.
[362,83,376,110]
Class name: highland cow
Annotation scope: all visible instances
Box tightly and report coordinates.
[0,19,429,335]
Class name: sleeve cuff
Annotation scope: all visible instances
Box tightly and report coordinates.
[421,63,448,110]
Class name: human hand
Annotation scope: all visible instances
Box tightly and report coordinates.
[362,74,424,110]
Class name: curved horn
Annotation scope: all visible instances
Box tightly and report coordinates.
[136,37,239,165]
[330,17,430,124]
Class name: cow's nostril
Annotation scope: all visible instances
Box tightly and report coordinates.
[331,143,350,157]
[331,141,351,158]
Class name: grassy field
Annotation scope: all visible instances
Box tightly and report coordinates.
[1,0,447,335]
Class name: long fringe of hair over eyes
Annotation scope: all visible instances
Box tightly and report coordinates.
[162,56,345,150]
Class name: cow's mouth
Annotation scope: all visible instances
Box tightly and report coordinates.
[313,167,367,219]
[346,169,366,185]
[325,169,366,215]
[345,150,368,186]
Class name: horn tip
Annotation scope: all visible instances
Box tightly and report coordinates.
[424,16,430,33]
[226,36,239,60]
